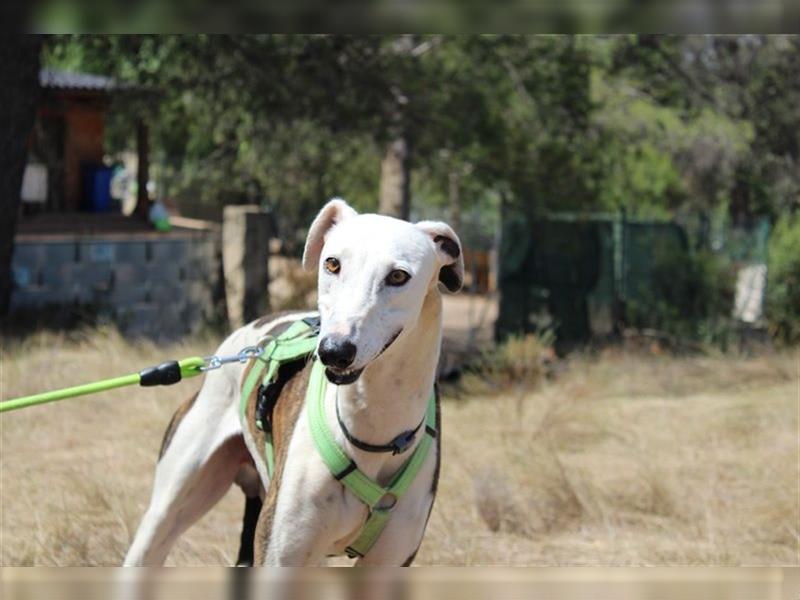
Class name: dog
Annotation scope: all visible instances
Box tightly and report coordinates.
[123,198,463,566]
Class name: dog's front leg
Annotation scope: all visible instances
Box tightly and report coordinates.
[255,481,365,565]
[254,423,366,565]
[354,445,439,567]
[255,498,331,566]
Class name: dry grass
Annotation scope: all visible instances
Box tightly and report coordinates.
[426,348,800,565]
[1,328,798,565]
[459,333,556,394]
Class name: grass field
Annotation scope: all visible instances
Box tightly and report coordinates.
[1,326,798,566]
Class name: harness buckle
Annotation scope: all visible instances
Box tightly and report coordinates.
[255,383,270,431]
[377,492,398,510]
[390,429,418,455]
[301,315,321,334]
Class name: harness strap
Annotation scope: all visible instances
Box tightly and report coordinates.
[240,319,318,477]
[306,360,387,506]
[306,359,437,558]
[239,316,437,559]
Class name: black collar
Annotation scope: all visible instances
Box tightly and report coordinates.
[335,396,424,455]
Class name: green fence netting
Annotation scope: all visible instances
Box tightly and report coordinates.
[496,211,688,344]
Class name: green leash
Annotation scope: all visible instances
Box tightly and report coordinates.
[0,344,264,414]
[0,357,206,414]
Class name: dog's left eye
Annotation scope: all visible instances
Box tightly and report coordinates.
[324,257,341,275]
[386,269,411,287]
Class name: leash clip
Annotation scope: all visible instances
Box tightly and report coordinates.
[201,345,264,371]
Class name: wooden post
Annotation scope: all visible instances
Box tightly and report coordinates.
[222,205,271,328]
[135,117,150,219]
[448,169,461,234]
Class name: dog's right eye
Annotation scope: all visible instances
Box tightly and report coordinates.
[386,269,411,287]
[324,257,341,274]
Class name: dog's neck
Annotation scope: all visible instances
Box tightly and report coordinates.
[328,287,442,482]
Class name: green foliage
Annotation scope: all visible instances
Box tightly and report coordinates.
[609,35,800,220]
[767,215,800,345]
[41,35,800,228]
[592,67,753,217]
[595,139,682,217]
[627,249,736,346]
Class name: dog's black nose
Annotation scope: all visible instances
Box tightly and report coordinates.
[318,335,357,370]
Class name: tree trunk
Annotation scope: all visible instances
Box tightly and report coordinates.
[0,35,42,316]
[378,136,410,220]
[134,117,150,219]
[448,168,461,234]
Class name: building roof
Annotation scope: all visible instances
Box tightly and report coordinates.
[39,69,115,91]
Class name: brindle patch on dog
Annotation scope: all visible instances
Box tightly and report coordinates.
[246,359,314,564]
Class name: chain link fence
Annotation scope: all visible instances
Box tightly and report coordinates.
[496,209,769,347]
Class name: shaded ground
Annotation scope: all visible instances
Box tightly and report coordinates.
[0,325,797,566]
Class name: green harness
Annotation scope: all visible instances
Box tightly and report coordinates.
[240,318,437,559]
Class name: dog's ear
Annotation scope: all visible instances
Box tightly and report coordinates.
[415,221,465,293]
[303,198,358,272]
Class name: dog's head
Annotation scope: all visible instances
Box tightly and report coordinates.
[303,198,464,385]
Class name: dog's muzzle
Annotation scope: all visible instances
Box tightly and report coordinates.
[318,333,364,384]
[324,366,364,385]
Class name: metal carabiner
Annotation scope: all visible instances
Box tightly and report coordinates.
[236,345,262,361]
[200,344,265,372]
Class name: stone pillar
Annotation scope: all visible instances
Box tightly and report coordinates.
[222,205,270,329]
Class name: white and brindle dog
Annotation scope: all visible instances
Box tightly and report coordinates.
[124,199,463,566]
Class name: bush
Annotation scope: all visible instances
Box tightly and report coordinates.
[627,248,737,346]
[463,332,555,392]
[767,215,800,345]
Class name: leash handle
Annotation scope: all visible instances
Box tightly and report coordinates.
[139,357,206,386]
[0,356,206,414]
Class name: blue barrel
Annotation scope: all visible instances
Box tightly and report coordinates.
[81,164,114,212]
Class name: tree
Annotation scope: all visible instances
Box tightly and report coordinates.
[607,35,800,221]
[43,35,800,236]
[0,35,42,316]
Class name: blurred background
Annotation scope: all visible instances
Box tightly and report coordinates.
[0,35,797,566]
[3,567,800,600]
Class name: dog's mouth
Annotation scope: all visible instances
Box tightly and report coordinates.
[322,329,403,385]
[377,328,402,358]
[324,367,364,385]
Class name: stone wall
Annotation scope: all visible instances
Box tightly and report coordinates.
[11,231,221,339]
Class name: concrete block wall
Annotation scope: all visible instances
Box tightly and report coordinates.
[11,232,221,339]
